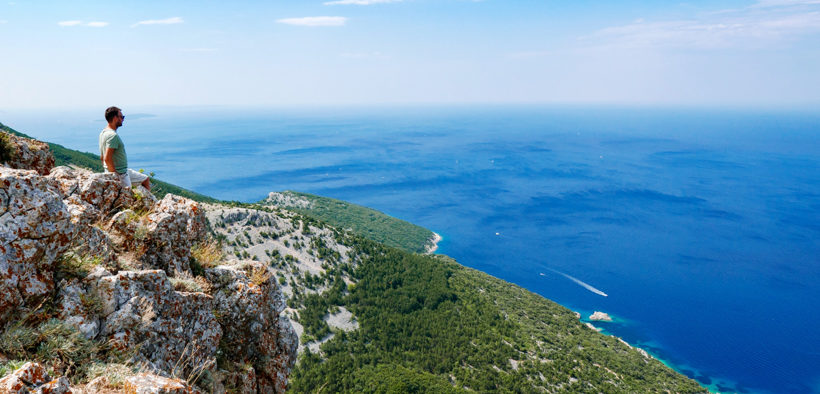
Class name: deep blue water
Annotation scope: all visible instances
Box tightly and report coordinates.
[6,106,820,393]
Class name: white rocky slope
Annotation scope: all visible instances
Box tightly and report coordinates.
[204,201,361,354]
[0,131,297,393]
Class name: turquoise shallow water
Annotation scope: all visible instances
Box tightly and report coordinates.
[6,106,820,393]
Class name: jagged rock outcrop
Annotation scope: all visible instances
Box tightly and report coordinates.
[140,194,206,276]
[0,132,54,175]
[96,270,222,376]
[0,165,136,325]
[0,362,71,394]
[1,135,297,392]
[206,262,298,393]
[57,267,224,377]
[0,168,75,324]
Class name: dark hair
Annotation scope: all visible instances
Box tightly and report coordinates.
[105,106,122,123]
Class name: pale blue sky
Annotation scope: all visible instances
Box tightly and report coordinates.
[1,0,819,108]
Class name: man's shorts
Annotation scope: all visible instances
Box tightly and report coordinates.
[115,168,149,188]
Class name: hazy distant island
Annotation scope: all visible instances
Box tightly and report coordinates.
[0,122,706,392]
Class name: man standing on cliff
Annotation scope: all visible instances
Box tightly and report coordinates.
[99,106,151,190]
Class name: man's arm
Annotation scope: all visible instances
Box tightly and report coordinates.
[103,147,116,172]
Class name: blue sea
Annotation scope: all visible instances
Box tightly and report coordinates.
[5,106,820,393]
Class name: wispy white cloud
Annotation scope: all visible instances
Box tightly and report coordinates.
[583,1,820,49]
[276,16,347,26]
[0,20,7,24]
[131,16,184,28]
[324,0,402,5]
[58,20,109,27]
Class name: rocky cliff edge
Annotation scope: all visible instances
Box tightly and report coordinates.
[0,131,297,393]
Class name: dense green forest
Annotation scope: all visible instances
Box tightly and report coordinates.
[289,236,705,393]
[266,191,435,254]
[0,122,217,203]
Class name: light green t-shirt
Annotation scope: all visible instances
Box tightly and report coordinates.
[99,127,128,174]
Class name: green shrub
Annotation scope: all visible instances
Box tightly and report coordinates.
[54,252,101,282]
[0,132,15,163]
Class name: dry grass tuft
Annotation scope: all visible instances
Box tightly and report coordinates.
[83,363,135,390]
[250,266,271,287]
[170,277,204,293]
[80,292,104,316]
[54,252,102,282]
[191,239,224,269]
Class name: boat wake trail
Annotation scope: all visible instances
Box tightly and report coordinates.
[544,268,608,297]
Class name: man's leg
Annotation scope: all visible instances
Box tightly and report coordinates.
[127,168,151,191]
[119,172,131,188]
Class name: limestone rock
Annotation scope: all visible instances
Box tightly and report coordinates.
[32,377,72,394]
[140,195,206,276]
[57,266,112,339]
[1,140,297,392]
[123,373,198,394]
[132,185,158,213]
[0,132,54,175]
[0,168,74,324]
[206,262,297,393]
[589,311,613,322]
[94,270,221,377]
[49,166,134,217]
[70,226,118,267]
[221,366,257,394]
[0,362,51,393]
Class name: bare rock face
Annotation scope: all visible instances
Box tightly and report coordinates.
[0,168,74,324]
[589,311,613,322]
[94,270,222,377]
[221,366,258,394]
[206,262,298,393]
[0,132,54,175]
[49,166,135,217]
[2,139,297,392]
[132,185,159,213]
[0,362,72,393]
[57,265,113,339]
[49,166,135,266]
[141,195,206,276]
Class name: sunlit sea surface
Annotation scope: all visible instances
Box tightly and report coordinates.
[7,106,820,393]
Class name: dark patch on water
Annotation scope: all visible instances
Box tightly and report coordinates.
[696,375,713,385]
